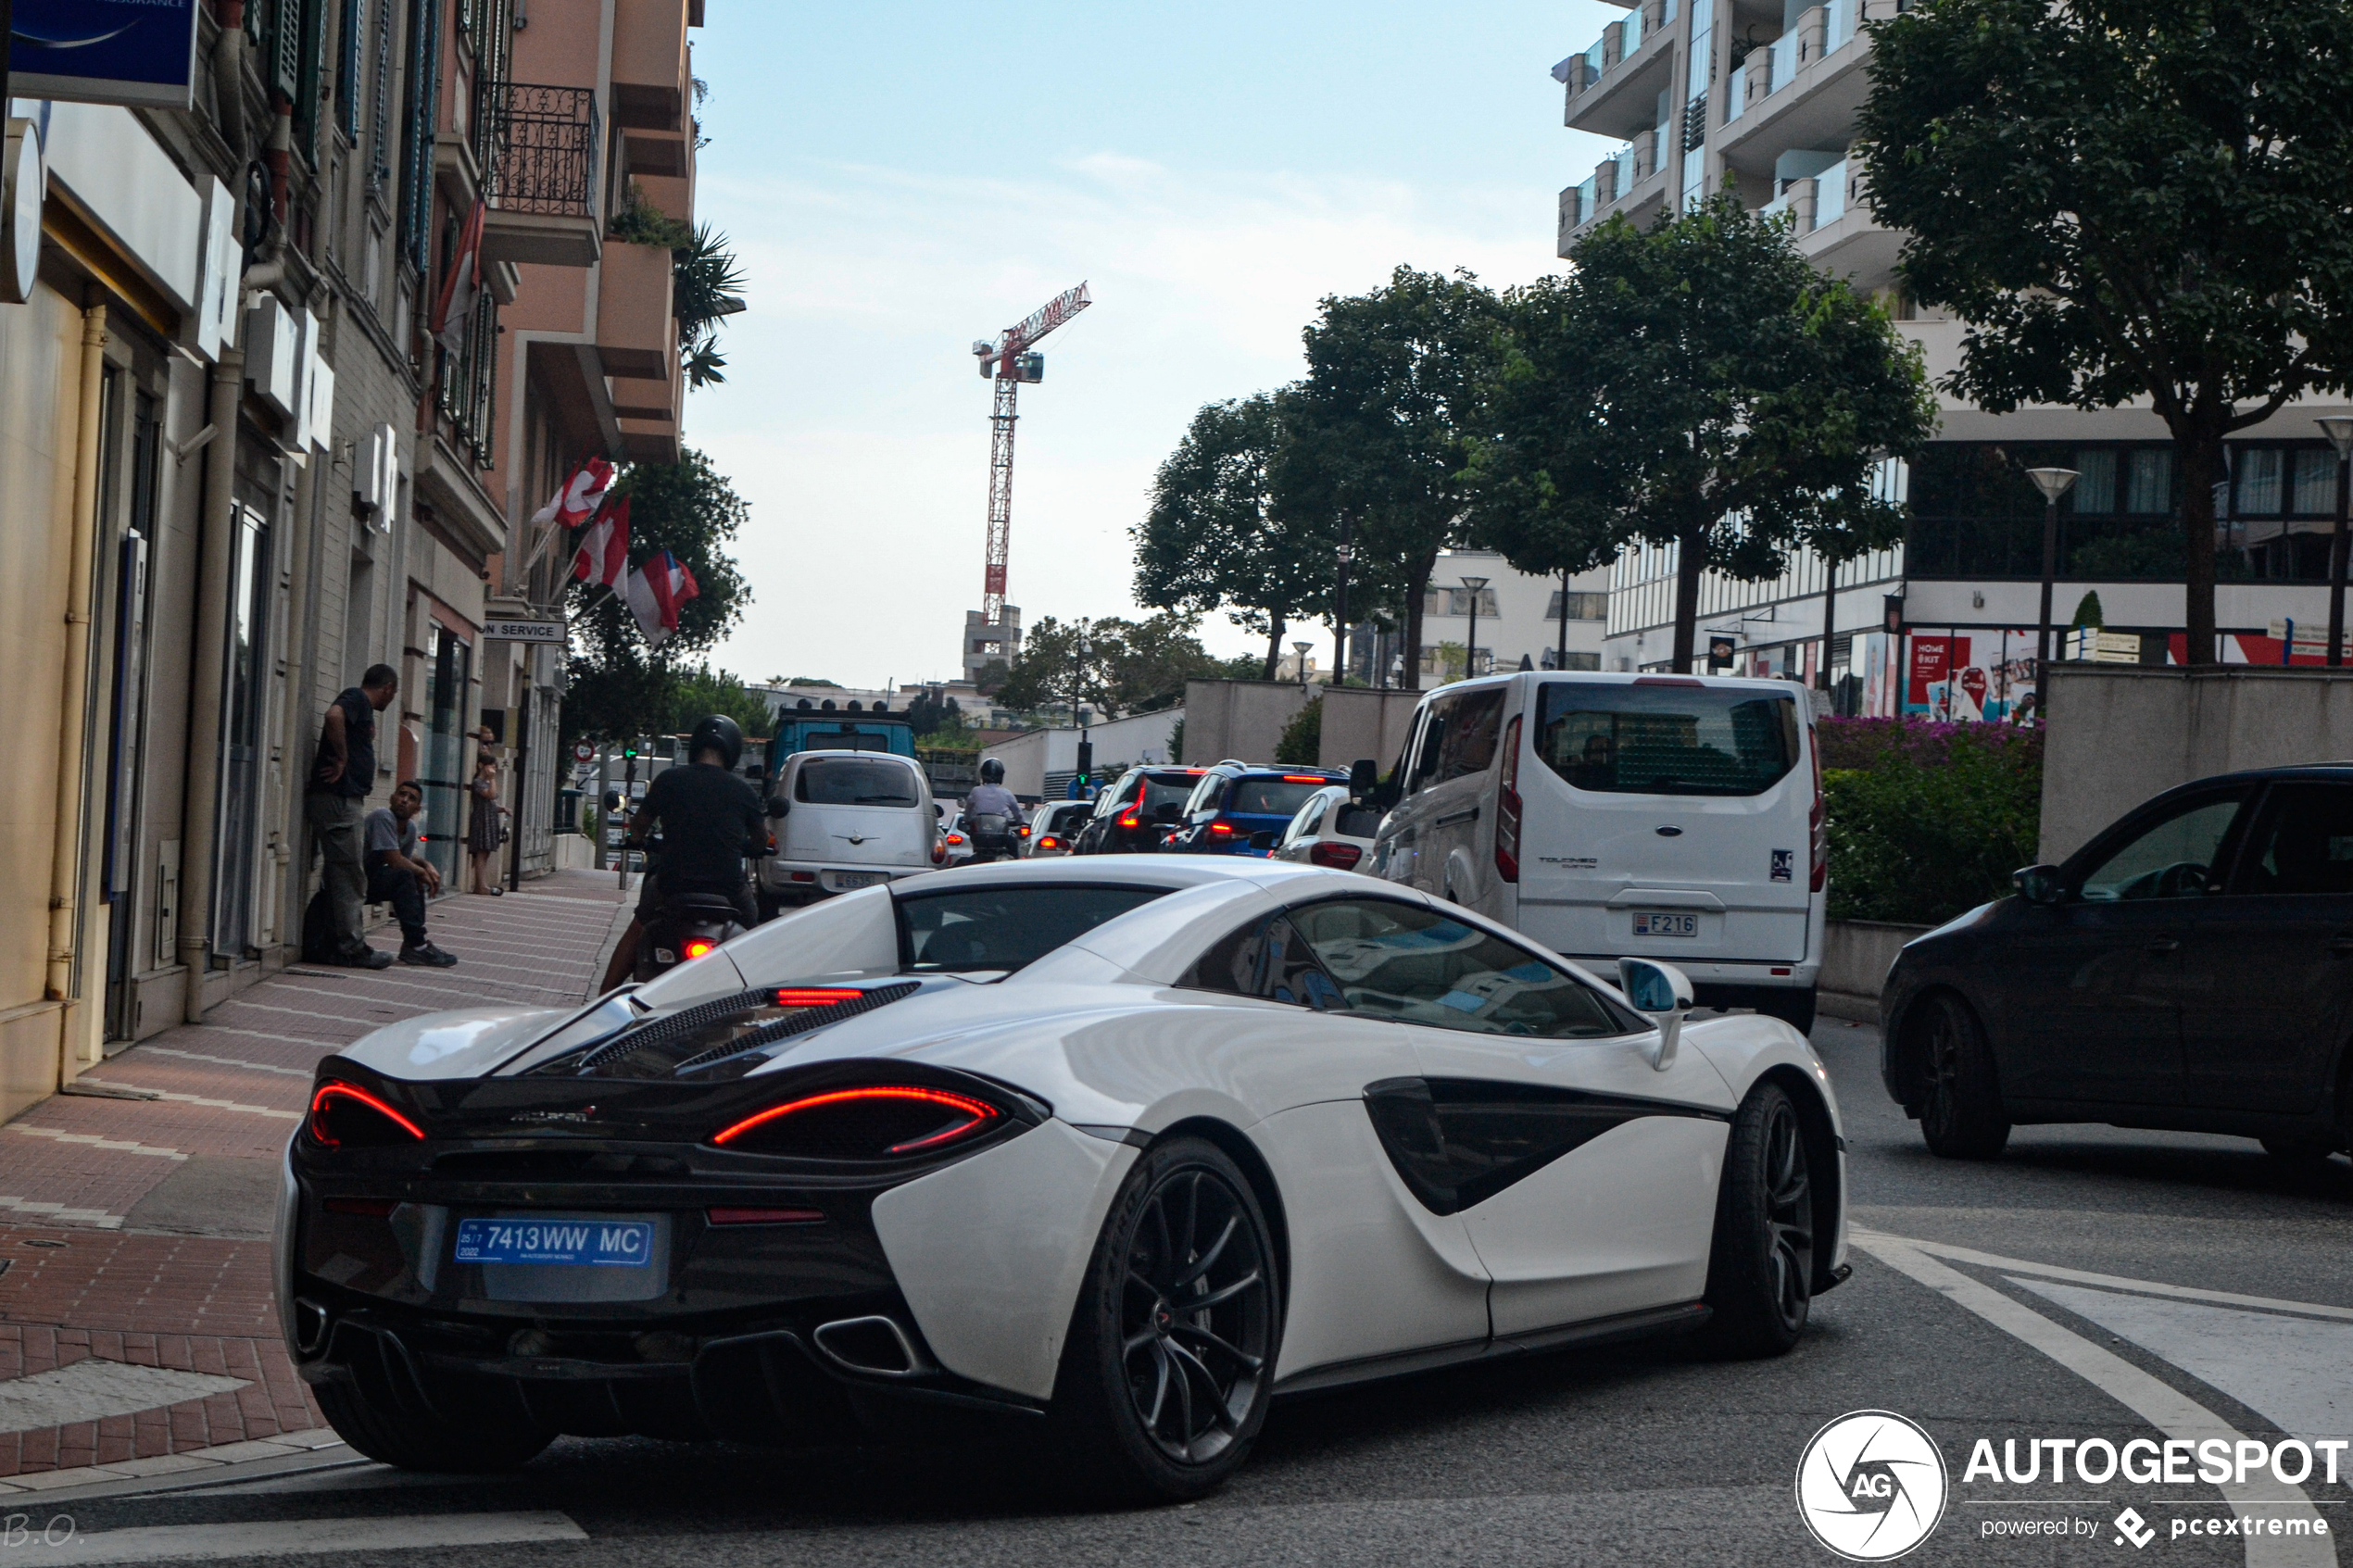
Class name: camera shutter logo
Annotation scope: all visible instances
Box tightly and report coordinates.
[1794,1410,1949,1561]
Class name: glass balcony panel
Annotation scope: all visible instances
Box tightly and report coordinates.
[1814,157,1848,227]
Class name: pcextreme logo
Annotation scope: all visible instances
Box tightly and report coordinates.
[1796,1410,1952,1562]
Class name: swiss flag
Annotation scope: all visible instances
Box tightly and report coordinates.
[431,199,487,355]
[625,550,700,646]
[531,456,615,530]
[570,495,630,589]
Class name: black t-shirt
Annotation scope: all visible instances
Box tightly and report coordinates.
[639,762,764,886]
[314,687,377,798]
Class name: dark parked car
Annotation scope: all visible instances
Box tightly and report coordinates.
[1881,765,2353,1166]
[1071,765,1209,855]
[1166,762,1349,857]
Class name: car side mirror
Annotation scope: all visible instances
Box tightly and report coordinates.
[1249,830,1277,850]
[1349,758,1378,799]
[1617,958,1695,1072]
[765,797,789,819]
[2013,864,2063,906]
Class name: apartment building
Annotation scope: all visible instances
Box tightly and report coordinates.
[0,0,707,1121]
[1556,0,2352,714]
[1402,552,1614,684]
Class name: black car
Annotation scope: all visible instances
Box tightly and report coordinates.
[1881,765,2353,1166]
[1071,765,1209,854]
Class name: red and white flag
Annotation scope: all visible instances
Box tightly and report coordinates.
[571,495,630,589]
[624,549,700,646]
[430,199,487,355]
[531,456,615,530]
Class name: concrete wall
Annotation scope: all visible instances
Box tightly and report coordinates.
[976,708,1187,802]
[1181,681,1315,768]
[1817,921,1931,1021]
[2040,667,2353,863]
[1319,688,1422,773]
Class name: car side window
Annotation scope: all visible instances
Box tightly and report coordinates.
[1285,897,1636,1037]
[1404,701,1453,796]
[1434,690,1505,784]
[1179,915,1347,1010]
[2226,783,2353,897]
[2077,792,2250,901]
[1335,802,1384,838]
[1281,792,1327,848]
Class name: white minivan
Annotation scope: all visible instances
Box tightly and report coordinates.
[757,751,941,918]
[1368,671,1825,1031]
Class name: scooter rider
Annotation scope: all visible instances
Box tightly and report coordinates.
[963,759,1026,860]
[598,714,765,992]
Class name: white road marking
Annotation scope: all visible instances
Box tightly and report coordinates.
[0,1197,121,1228]
[25,1511,585,1563]
[2011,1277,2353,1442]
[1855,1230,2353,1322]
[0,1361,247,1436]
[73,1089,299,1122]
[137,1047,315,1077]
[1853,1236,2335,1567]
[6,1126,185,1160]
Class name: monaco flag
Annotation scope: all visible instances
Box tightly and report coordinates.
[624,550,700,646]
[570,495,630,589]
[531,456,615,530]
[431,199,487,356]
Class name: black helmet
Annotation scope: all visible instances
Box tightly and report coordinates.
[688,713,744,770]
[979,757,1005,784]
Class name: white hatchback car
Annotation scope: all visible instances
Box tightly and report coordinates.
[1270,785,1382,872]
[759,752,940,916]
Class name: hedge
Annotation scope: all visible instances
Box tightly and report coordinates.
[1818,718,2043,926]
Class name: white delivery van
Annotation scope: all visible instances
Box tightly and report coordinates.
[757,751,940,917]
[1368,671,1825,1030]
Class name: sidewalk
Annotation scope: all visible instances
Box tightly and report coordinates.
[0,871,632,1486]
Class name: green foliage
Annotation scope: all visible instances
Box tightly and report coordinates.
[558,662,770,755]
[569,448,750,667]
[1854,0,2353,664]
[994,613,1229,718]
[903,691,963,738]
[607,189,744,391]
[609,183,692,248]
[1167,716,1186,764]
[1466,194,1933,672]
[1275,697,1324,767]
[2070,592,2106,629]
[1819,719,2044,925]
[777,676,841,688]
[665,665,774,738]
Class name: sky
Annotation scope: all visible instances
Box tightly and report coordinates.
[685,1,1622,690]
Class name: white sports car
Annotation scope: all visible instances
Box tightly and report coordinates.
[277,858,1849,1499]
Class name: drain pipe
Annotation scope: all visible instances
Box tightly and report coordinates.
[45,298,109,1075]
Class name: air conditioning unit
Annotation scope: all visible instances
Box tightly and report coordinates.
[244,296,299,417]
[355,422,398,526]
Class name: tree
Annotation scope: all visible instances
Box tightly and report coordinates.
[904,690,963,739]
[1855,0,2353,666]
[1102,611,1226,712]
[1135,393,1331,680]
[1285,267,1505,688]
[1467,196,1934,671]
[993,616,1124,718]
[1275,697,1323,766]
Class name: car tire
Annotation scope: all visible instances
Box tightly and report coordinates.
[2259,1132,2340,1170]
[1755,987,1818,1035]
[1048,1135,1281,1502]
[1692,1081,1815,1360]
[1916,993,2010,1160]
[314,1376,550,1473]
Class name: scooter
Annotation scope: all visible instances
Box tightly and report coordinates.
[629,833,761,981]
[965,814,1030,864]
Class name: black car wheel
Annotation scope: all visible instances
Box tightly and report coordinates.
[1051,1136,1280,1501]
[1917,993,2011,1160]
[315,1378,550,1473]
[1694,1081,1815,1359]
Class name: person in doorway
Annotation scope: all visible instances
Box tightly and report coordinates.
[598,715,764,992]
[366,781,458,966]
[467,730,505,896]
[306,664,400,969]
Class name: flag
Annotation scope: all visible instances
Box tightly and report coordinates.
[624,550,700,646]
[571,495,630,589]
[430,199,487,356]
[531,456,615,530]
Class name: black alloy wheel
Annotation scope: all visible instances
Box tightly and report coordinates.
[1695,1081,1816,1359]
[1052,1136,1279,1499]
[1917,993,2011,1160]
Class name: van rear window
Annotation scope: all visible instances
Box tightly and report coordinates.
[1536,683,1799,797]
[797,759,922,806]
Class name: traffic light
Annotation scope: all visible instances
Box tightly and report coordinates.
[1076,739,1093,783]
[622,738,640,759]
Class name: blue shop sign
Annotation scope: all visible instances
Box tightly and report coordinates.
[10,0,200,110]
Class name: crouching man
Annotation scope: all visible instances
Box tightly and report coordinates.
[366,782,459,967]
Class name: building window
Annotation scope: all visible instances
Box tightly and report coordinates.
[1539,649,1602,671]
[2124,449,2172,515]
[2072,448,2116,513]
[2237,446,2283,516]
[1544,590,1608,621]
[1422,586,1500,618]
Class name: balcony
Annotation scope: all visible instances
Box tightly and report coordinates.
[480,82,603,269]
[435,289,499,470]
[1557,124,1670,253]
[1559,0,1679,139]
[1721,0,1910,166]
[613,0,691,132]
[597,239,675,380]
[1757,157,1902,285]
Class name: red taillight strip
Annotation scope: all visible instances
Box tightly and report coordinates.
[308,1081,425,1145]
[773,988,860,1008]
[707,1206,825,1225]
[710,1085,1000,1152]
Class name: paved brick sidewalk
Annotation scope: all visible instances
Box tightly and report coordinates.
[0,870,632,1482]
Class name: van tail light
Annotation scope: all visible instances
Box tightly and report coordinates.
[1309,840,1363,871]
[931,840,947,865]
[1037,835,1059,850]
[1494,714,1523,884]
[1808,729,1827,893]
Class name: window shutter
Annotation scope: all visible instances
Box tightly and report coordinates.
[335,0,362,142]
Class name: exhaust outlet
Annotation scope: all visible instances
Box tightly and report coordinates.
[811,1315,935,1380]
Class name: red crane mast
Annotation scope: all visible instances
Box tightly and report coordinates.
[971,282,1091,626]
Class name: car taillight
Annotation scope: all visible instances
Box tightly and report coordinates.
[1809,728,1827,893]
[682,939,715,960]
[1495,713,1523,884]
[773,988,859,1008]
[308,1081,425,1148]
[1309,840,1363,871]
[1038,835,1059,850]
[711,1085,1002,1158]
[931,840,947,865]
[1280,774,1327,784]
[1208,822,1236,835]
[1119,814,1139,828]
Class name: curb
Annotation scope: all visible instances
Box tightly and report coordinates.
[0,1429,349,1499]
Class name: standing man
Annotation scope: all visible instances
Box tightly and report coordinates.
[307,665,400,969]
[366,782,459,967]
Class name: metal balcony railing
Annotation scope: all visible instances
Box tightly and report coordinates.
[481,82,602,220]
[436,289,499,469]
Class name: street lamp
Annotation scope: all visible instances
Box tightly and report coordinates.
[2319,417,2353,666]
[2025,468,2079,681]
[1460,575,1490,682]
[1292,640,1313,687]
[1334,526,1354,686]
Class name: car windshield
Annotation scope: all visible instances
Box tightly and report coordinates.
[798,759,921,807]
[896,884,1170,972]
[1227,778,1329,816]
[1536,682,1799,797]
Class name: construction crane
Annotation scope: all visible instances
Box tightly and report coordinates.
[969,282,1091,628]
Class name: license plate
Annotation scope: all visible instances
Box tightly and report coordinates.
[831,871,885,889]
[1631,911,1699,938]
[453,1217,652,1268]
